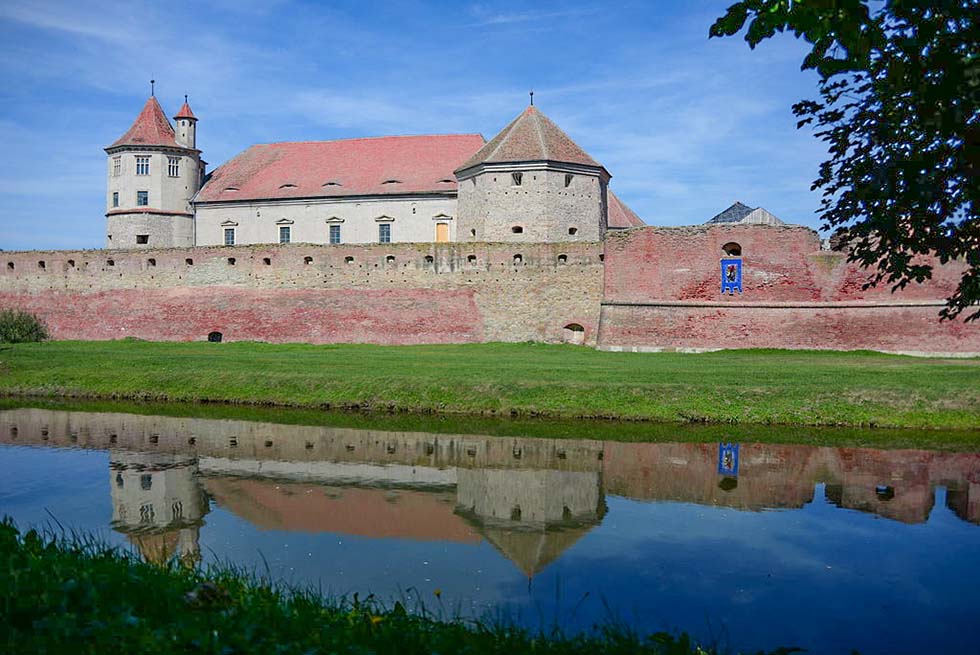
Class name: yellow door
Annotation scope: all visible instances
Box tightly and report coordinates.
[435,223,449,242]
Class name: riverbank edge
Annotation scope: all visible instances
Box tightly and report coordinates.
[0,519,793,655]
[1,341,978,431]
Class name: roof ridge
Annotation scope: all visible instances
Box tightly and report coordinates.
[250,133,485,148]
[530,109,549,159]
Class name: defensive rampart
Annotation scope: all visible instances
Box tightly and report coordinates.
[0,242,603,345]
[598,225,978,356]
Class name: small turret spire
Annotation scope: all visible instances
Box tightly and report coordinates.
[529,90,534,106]
[150,79,155,96]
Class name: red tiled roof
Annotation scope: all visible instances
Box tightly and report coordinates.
[174,101,196,120]
[456,106,602,173]
[197,134,486,203]
[108,96,184,150]
[607,191,645,228]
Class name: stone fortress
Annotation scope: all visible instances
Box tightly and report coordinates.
[0,92,976,354]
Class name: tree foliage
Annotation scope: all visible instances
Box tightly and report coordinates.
[0,309,49,343]
[710,0,979,320]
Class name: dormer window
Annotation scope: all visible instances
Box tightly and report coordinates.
[511,172,523,186]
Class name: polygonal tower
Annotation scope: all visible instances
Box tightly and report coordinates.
[104,91,203,249]
[454,105,610,242]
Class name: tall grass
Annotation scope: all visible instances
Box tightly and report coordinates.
[0,518,798,654]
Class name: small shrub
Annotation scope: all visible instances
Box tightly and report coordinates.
[0,309,49,343]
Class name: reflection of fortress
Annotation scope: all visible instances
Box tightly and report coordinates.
[2,408,978,572]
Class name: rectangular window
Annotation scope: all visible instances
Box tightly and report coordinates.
[111,191,119,208]
[224,228,235,246]
[136,191,148,206]
[168,157,180,177]
[378,223,391,244]
[279,226,291,244]
[136,234,149,244]
[511,172,523,186]
[135,156,150,176]
[329,224,341,244]
[112,157,121,176]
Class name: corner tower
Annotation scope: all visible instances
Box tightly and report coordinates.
[104,92,203,249]
[454,105,610,242]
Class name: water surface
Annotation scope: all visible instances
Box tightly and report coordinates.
[1,406,978,655]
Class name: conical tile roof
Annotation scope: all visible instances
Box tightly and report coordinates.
[456,106,603,173]
[108,96,182,149]
[174,100,197,120]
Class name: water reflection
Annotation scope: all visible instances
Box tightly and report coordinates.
[2,406,977,576]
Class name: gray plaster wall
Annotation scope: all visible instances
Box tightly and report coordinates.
[457,164,608,243]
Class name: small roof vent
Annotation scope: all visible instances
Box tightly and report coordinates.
[279,183,298,189]
[223,186,239,192]
[322,181,342,187]
[381,179,401,185]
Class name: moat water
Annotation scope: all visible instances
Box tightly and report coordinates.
[1,404,978,655]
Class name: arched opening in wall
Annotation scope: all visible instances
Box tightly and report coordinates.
[106,259,114,267]
[424,255,434,265]
[38,260,46,270]
[185,258,194,266]
[469,229,476,237]
[386,255,396,265]
[344,256,354,265]
[304,256,313,265]
[568,227,578,236]
[263,257,272,266]
[510,505,522,521]
[227,257,236,266]
[207,331,223,343]
[557,254,568,265]
[722,242,742,257]
[67,259,75,268]
[561,323,586,345]
[718,477,738,492]
[467,254,477,265]
[147,258,156,267]
[513,254,523,265]
[6,262,13,271]
[511,225,524,234]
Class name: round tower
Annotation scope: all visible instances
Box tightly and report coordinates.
[104,89,202,249]
[454,105,610,243]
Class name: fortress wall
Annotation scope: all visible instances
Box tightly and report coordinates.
[0,241,604,345]
[598,226,978,355]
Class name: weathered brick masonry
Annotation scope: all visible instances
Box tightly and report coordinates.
[598,225,978,355]
[0,242,603,345]
[0,224,976,353]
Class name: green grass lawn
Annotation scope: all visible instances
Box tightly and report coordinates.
[0,340,978,429]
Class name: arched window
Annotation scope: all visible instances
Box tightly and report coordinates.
[722,242,742,256]
[208,331,223,343]
[513,254,523,265]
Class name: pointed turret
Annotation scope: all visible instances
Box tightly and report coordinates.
[104,91,203,249]
[455,104,610,242]
[173,95,198,149]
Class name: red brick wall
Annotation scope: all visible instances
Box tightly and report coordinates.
[0,242,603,345]
[598,226,978,354]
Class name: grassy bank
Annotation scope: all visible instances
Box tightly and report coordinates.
[0,340,978,429]
[0,520,792,655]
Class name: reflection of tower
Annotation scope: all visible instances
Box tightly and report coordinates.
[110,451,209,564]
[455,468,605,577]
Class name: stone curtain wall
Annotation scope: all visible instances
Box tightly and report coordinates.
[0,242,603,345]
[598,225,979,356]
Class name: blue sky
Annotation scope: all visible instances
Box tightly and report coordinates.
[0,0,827,251]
